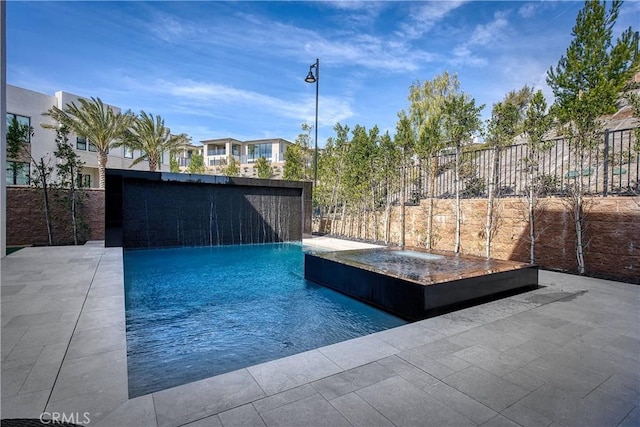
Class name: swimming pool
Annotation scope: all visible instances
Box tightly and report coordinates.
[124,243,406,397]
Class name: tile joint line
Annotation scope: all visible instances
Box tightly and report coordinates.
[42,251,105,413]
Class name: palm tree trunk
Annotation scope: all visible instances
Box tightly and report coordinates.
[149,157,158,172]
[97,150,108,189]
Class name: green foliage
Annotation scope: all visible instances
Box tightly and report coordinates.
[187,153,205,174]
[283,144,306,180]
[43,97,134,188]
[377,131,401,185]
[442,93,484,149]
[6,117,33,184]
[120,111,190,172]
[284,124,313,180]
[169,155,180,173]
[222,156,240,176]
[545,0,637,274]
[6,116,32,159]
[524,90,554,154]
[486,86,532,150]
[547,0,638,145]
[535,173,561,195]
[394,111,415,154]
[625,91,640,152]
[53,125,88,245]
[408,72,460,160]
[255,156,273,179]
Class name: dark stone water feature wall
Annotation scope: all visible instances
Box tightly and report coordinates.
[105,169,312,248]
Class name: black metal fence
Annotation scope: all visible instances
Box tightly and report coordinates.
[384,127,638,205]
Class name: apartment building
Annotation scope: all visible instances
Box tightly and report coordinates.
[6,84,171,188]
[195,137,293,178]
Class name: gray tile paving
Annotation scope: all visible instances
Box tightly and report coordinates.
[355,376,475,427]
[422,381,497,425]
[317,334,399,370]
[311,362,396,401]
[329,392,393,427]
[259,393,350,427]
[251,384,317,414]
[247,349,342,396]
[442,366,530,412]
[218,404,266,427]
[153,369,265,427]
[1,238,638,426]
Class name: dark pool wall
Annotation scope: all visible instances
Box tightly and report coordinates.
[105,170,312,248]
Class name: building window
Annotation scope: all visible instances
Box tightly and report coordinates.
[207,145,225,156]
[6,113,31,143]
[124,147,134,158]
[248,143,272,162]
[232,144,241,156]
[6,161,30,185]
[76,174,91,188]
[76,136,101,152]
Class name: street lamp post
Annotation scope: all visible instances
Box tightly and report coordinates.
[304,58,319,187]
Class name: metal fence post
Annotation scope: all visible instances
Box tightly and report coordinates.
[603,129,609,197]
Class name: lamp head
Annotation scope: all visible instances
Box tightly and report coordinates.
[305,70,316,83]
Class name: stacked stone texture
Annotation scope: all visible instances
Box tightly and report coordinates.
[7,186,637,281]
[314,196,639,283]
[7,186,104,246]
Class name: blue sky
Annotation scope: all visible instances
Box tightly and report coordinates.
[7,1,639,147]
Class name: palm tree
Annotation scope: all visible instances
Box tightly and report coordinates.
[119,111,190,172]
[44,97,134,189]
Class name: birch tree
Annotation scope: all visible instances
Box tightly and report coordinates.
[442,93,484,254]
[408,72,460,249]
[394,111,415,248]
[522,90,554,264]
[547,0,638,274]
[484,87,532,258]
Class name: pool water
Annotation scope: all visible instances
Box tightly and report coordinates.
[124,243,406,397]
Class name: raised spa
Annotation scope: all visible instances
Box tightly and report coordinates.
[304,248,538,321]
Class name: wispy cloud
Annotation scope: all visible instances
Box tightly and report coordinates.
[450,10,510,68]
[145,11,205,44]
[143,7,432,73]
[518,3,539,19]
[321,1,387,27]
[146,78,353,128]
[397,1,468,40]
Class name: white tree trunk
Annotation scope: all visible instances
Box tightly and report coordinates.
[454,146,461,254]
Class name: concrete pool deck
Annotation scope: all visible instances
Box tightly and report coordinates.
[1,239,638,426]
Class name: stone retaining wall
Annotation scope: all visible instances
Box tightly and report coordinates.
[8,185,637,282]
[316,196,639,283]
[6,186,104,246]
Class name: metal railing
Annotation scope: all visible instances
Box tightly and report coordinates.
[374,127,638,206]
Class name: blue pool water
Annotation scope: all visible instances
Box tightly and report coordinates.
[124,243,406,397]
